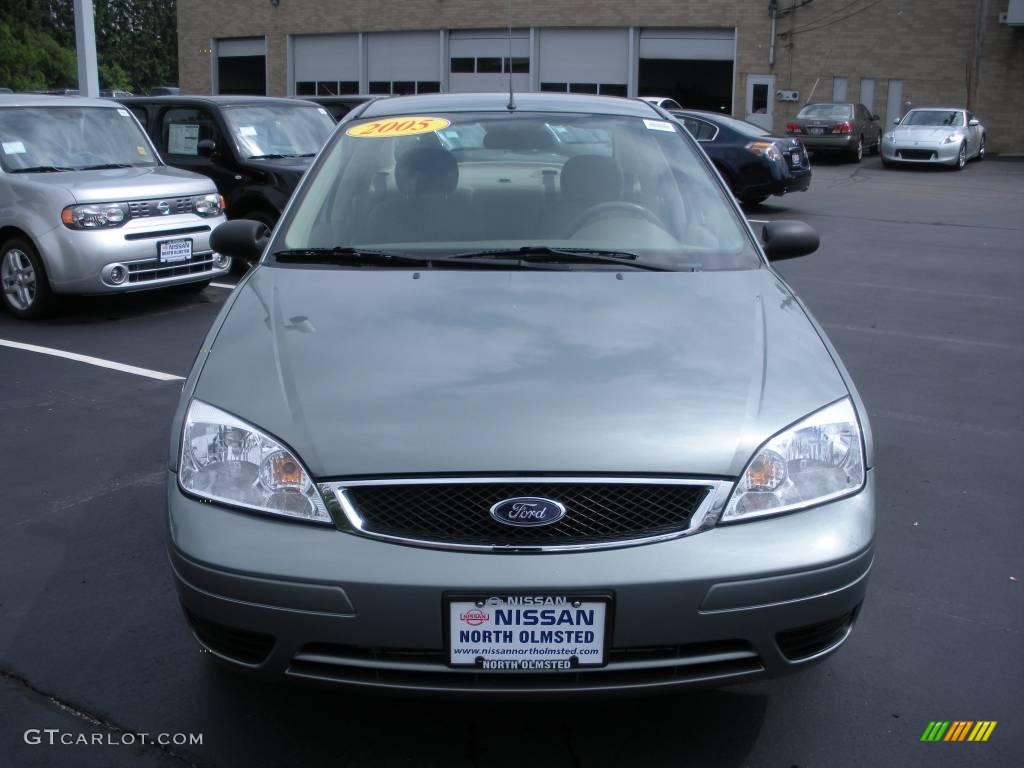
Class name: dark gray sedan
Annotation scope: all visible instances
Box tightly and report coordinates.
[168,93,874,694]
[786,101,883,162]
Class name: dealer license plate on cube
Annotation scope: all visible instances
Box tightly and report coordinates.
[158,238,192,264]
[448,594,608,670]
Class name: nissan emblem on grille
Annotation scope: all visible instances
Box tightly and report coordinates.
[490,497,566,527]
[157,200,171,215]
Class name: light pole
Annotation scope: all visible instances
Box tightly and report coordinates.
[73,0,100,97]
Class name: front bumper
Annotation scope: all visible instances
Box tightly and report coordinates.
[167,470,875,694]
[881,140,960,165]
[37,213,229,295]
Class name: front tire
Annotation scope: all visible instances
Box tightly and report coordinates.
[1,237,56,319]
[976,136,985,161]
[954,142,967,170]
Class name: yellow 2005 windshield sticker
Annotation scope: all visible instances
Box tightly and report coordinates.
[346,117,451,138]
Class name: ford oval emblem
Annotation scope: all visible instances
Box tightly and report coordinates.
[490,497,566,527]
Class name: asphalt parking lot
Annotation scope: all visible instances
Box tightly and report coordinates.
[2,155,1022,768]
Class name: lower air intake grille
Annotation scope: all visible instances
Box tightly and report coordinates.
[898,149,936,161]
[127,254,217,283]
[341,481,712,547]
[776,608,857,661]
[186,611,275,665]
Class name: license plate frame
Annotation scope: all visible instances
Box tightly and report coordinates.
[158,238,193,264]
[808,127,825,135]
[444,592,613,671]
[791,151,802,165]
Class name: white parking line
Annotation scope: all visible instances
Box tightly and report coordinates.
[0,339,184,381]
[210,282,236,289]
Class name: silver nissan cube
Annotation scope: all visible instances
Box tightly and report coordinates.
[0,94,229,318]
[168,93,874,695]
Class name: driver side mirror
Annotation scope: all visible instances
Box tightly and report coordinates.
[762,220,819,262]
[197,138,217,157]
[892,118,901,125]
[968,118,980,126]
[210,219,270,265]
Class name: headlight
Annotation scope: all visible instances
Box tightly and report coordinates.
[884,131,895,141]
[192,193,225,217]
[61,202,129,229]
[722,398,865,523]
[178,400,331,523]
[942,133,963,144]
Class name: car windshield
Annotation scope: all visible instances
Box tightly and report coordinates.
[797,103,853,120]
[0,106,158,172]
[221,104,335,159]
[901,110,964,127]
[280,112,759,271]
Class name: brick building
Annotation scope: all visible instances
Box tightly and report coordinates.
[177,0,1024,152]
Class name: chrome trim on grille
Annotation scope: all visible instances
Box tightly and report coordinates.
[319,477,734,553]
[128,196,193,218]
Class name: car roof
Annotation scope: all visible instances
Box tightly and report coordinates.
[904,106,967,112]
[0,93,122,108]
[305,95,376,103]
[359,92,661,119]
[117,95,317,108]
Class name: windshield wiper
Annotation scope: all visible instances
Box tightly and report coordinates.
[273,247,443,267]
[8,165,75,173]
[449,246,676,271]
[74,163,133,170]
[248,153,315,159]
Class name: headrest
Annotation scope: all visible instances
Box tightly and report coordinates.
[559,155,622,206]
[394,147,459,196]
[482,125,557,151]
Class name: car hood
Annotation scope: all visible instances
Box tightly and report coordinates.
[192,266,849,478]
[890,125,960,141]
[14,165,217,204]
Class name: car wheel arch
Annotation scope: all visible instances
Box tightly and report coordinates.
[0,226,52,287]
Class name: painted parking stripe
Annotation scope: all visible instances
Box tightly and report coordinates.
[0,338,184,381]
[210,282,236,289]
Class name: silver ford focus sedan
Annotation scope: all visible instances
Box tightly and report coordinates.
[881,107,986,169]
[167,93,874,695]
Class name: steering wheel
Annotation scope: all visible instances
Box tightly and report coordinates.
[567,201,667,237]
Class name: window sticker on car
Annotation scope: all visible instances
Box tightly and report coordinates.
[238,126,258,137]
[117,108,130,117]
[168,124,200,155]
[137,146,148,155]
[317,108,329,116]
[643,119,676,132]
[346,116,451,138]
[2,141,26,154]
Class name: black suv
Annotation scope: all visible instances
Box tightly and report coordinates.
[119,96,336,228]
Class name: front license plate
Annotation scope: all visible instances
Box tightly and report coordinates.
[808,127,825,135]
[447,594,610,670]
[158,238,192,264]
[791,151,802,165]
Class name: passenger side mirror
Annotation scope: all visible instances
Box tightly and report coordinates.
[197,139,217,157]
[968,118,980,126]
[210,219,270,265]
[892,118,901,125]
[761,220,819,262]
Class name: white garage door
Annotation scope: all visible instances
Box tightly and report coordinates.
[449,29,530,94]
[538,28,629,96]
[293,34,359,96]
[367,31,441,95]
[638,28,734,60]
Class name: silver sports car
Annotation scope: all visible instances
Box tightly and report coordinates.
[881,107,986,169]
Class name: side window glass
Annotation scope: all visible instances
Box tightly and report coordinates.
[161,107,219,157]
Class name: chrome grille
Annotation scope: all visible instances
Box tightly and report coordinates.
[332,479,716,549]
[128,197,193,218]
[127,254,217,283]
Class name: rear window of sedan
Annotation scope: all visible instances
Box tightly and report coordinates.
[797,103,853,120]
[282,111,761,271]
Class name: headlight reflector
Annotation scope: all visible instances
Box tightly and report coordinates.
[179,400,331,523]
[192,193,224,217]
[722,398,864,522]
[61,202,130,229]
